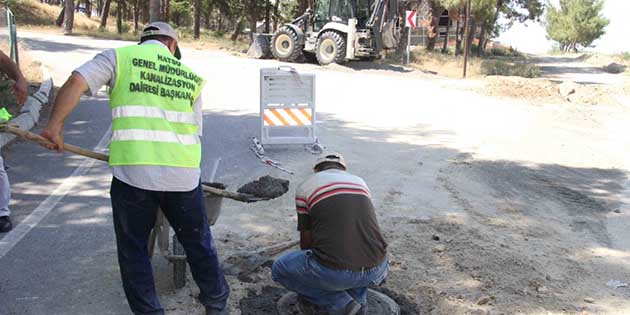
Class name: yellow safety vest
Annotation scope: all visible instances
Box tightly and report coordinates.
[108,44,205,168]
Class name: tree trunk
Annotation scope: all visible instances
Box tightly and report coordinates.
[165,0,170,21]
[150,0,160,22]
[194,0,201,39]
[100,0,111,28]
[63,0,75,34]
[56,6,66,26]
[204,3,212,29]
[218,14,224,32]
[477,23,486,57]
[116,0,123,33]
[133,2,140,31]
[231,18,244,42]
[466,19,476,56]
[85,0,92,17]
[442,16,450,53]
[264,0,271,33]
[426,4,441,51]
[249,14,257,42]
[143,1,149,23]
[97,0,103,16]
[455,13,462,55]
[273,0,280,31]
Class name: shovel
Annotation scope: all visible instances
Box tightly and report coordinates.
[222,239,300,281]
[0,124,272,203]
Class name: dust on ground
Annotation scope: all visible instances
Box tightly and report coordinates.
[162,156,629,315]
[158,52,630,315]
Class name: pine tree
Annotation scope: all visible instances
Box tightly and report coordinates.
[546,0,609,52]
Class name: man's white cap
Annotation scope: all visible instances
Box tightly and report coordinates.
[314,151,347,170]
[141,21,182,59]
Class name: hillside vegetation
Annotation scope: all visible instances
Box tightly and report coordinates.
[10,0,102,31]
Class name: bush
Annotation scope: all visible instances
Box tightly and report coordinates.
[617,52,630,62]
[120,23,130,34]
[489,46,522,58]
[212,30,227,38]
[481,60,541,78]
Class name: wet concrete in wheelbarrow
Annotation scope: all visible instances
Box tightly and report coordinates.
[237,175,290,199]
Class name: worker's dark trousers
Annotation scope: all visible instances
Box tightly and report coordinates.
[110,177,230,315]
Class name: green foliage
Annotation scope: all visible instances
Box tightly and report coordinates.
[489,46,522,57]
[617,52,630,62]
[481,60,541,78]
[170,0,193,27]
[546,0,610,52]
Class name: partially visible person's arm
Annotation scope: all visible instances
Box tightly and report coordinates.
[41,73,89,152]
[300,230,313,250]
[41,49,115,153]
[296,186,312,249]
[0,51,27,105]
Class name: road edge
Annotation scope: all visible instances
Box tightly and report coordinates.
[0,65,53,148]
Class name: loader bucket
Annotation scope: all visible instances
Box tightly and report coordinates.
[247,33,273,59]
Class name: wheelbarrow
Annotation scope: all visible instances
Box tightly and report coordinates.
[0,125,296,288]
[147,182,227,288]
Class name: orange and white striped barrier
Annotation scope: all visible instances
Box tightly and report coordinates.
[259,67,316,145]
[262,108,313,126]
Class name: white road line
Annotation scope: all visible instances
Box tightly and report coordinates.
[0,127,111,259]
[209,158,221,182]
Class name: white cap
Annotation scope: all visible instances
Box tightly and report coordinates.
[141,21,181,59]
[314,151,347,170]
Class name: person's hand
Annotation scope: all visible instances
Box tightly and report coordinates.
[14,76,27,106]
[41,123,64,153]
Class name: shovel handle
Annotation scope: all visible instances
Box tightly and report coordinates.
[0,124,109,162]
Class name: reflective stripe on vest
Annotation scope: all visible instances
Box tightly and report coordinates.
[108,44,205,168]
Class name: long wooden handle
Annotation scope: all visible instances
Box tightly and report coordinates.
[0,124,268,203]
[1,124,109,162]
[201,184,268,203]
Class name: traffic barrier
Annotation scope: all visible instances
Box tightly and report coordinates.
[259,67,316,145]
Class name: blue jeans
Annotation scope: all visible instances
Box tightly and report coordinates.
[272,250,388,313]
[110,177,230,315]
[0,155,10,217]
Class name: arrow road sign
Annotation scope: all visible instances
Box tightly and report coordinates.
[406,10,417,28]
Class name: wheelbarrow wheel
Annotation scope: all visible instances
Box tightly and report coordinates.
[172,234,187,289]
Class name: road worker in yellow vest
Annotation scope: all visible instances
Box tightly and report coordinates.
[41,22,230,315]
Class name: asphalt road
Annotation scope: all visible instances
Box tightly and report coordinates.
[0,33,267,314]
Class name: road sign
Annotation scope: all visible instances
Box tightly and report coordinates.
[406,10,417,28]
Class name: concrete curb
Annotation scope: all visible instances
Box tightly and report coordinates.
[0,66,53,148]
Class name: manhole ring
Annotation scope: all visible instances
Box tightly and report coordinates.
[277,289,400,314]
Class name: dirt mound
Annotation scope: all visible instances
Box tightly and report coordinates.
[484,76,621,106]
[237,175,290,199]
[484,76,563,103]
[566,84,619,106]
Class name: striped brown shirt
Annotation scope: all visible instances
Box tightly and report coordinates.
[295,169,387,271]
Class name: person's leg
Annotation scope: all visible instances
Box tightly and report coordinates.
[272,250,355,313]
[0,155,11,217]
[346,287,367,305]
[110,177,163,315]
[346,260,390,314]
[161,183,229,312]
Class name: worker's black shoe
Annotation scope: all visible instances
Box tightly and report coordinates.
[297,295,325,315]
[0,216,12,233]
[205,306,229,315]
[343,300,362,315]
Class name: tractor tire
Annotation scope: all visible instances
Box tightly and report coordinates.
[316,31,346,66]
[271,26,304,63]
[172,234,187,289]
